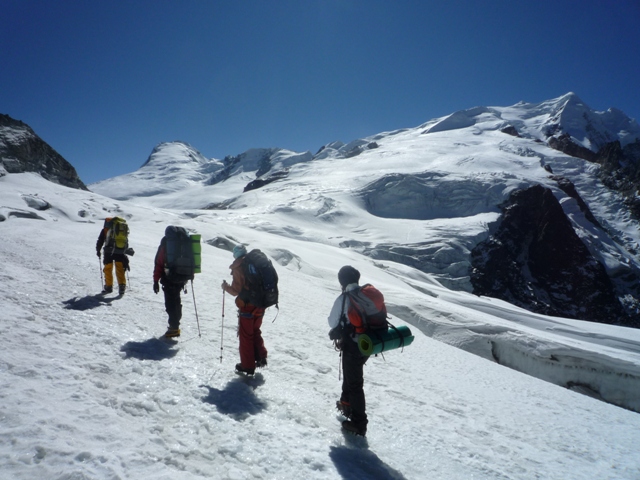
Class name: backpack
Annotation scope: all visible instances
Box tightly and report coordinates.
[241,249,279,308]
[346,284,389,334]
[105,217,129,254]
[164,226,197,283]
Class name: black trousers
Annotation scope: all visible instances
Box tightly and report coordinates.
[163,282,184,329]
[341,338,368,427]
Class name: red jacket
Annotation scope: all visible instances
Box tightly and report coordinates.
[153,241,166,283]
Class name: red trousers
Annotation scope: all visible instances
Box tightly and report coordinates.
[238,304,267,369]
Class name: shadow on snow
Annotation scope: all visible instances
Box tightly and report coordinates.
[120,337,179,361]
[329,439,407,480]
[200,374,266,420]
[62,293,122,311]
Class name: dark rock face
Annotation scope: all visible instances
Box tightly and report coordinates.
[500,125,520,137]
[244,169,289,192]
[0,114,87,190]
[593,140,640,220]
[547,130,640,220]
[470,185,632,326]
[550,175,603,229]
[548,133,597,162]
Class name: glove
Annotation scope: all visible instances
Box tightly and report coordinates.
[125,247,135,256]
[221,280,229,290]
[153,282,160,294]
[96,249,101,258]
[329,325,344,340]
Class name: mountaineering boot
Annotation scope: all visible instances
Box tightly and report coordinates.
[336,400,353,419]
[118,284,126,295]
[102,285,113,294]
[235,363,255,375]
[256,357,268,368]
[163,328,181,338]
[342,420,367,437]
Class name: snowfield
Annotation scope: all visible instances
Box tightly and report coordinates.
[1,172,640,479]
[2,93,640,479]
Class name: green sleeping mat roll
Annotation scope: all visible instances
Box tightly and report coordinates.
[358,325,414,356]
[190,234,201,274]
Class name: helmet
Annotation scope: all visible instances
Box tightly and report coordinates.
[338,265,360,288]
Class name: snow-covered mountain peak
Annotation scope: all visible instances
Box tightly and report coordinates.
[142,141,210,168]
[418,93,639,153]
[89,141,224,200]
[545,93,640,150]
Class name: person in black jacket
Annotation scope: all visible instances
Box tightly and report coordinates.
[153,234,186,338]
[328,265,368,437]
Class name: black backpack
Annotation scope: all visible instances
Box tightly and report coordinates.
[163,226,195,283]
[242,249,279,308]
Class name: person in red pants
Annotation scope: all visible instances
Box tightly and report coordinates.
[221,244,268,375]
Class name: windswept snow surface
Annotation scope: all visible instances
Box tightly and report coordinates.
[2,173,640,479]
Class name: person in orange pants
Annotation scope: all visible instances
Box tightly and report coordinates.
[96,218,129,295]
[221,244,268,375]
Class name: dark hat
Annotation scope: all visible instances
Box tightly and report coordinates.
[338,265,360,288]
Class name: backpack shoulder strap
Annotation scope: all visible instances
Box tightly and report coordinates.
[345,286,363,311]
[340,292,349,322]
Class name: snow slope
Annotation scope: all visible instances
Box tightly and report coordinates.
[2,172,640,479]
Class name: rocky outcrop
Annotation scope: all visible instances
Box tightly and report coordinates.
[0,114,86,190]
[244,169,290,192]
[470,185,633,326]
[548,133,597,162]
[500,125,520,137]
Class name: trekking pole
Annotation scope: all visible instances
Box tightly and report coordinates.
[98,256,103,287]
[191,280,201,338]
[220,289,225,363]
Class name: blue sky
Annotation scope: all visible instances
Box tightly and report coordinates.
[2,0,639,184]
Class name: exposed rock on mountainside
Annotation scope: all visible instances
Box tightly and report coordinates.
[470,185,635,326]
[244,169,290,192]
[547,134,597,162]
[540,94,640,220]
[0,114,86,190]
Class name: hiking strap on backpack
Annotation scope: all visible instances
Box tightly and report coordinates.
[388,320,406,352]
[340,292,348,323]
[333,293,349,351]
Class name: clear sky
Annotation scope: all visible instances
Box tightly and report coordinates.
[2,0,639,184]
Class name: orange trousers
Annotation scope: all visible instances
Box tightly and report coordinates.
[103,261,126,287]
